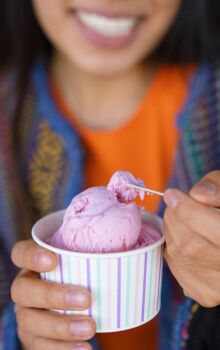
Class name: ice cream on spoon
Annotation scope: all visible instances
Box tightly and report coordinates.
[48,171,161,253]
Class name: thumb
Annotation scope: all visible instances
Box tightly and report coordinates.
[189,171,220,207]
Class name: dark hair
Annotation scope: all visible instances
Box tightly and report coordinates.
[1,0,220,122]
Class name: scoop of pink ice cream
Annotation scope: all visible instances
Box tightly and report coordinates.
[48,171,160,253]
[107,170,145,202]
[49,186,142,253]
[134,223,161,249]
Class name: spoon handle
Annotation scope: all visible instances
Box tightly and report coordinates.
[128,183,164,197]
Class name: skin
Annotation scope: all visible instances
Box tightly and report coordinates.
[13,0,219,349]
[33,0,181,130]
[11,240,96,350]
[163,171,220,308]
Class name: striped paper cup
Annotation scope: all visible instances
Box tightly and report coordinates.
[32,210,164,333]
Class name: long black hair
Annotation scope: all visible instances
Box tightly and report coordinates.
[1,0,220,123]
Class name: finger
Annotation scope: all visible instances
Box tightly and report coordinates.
[16,307,96,341]
[11,239,57,272]
[163,208,220,270]
[18,329,92,350]
[11,270,91,311]
[164,189,220,247]
[164,247,220,307]
[190,170,220,206]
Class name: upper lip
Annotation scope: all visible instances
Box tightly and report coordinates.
[68,6,146,20]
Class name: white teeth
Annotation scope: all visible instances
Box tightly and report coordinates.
[77,11,136,37]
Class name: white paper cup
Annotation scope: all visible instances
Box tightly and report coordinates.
[32,210,164,333]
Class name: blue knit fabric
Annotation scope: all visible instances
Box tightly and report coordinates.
[172,299,194,350]
[2,302,22,350]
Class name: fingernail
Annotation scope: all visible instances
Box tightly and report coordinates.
[191,182,217,196]
[66,289,89,309]
[70,319,93,337]
[164,189,178,209]
[35,251,53,269]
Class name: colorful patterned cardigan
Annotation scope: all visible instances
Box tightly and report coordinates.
[0,62,220,350]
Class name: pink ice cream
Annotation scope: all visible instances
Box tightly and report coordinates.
[48,171,161,253]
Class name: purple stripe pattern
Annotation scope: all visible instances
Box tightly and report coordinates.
[59,255,64,284]
[157,248,163,310]
[59,254,67,314]
[141,252,148,322]
[41,241,164,331]
[117,258,121,328]
[86,258,92,317]
[42,245,163,331]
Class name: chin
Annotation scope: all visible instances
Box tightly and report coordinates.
[75,59,134,76]
[66,48,145,77]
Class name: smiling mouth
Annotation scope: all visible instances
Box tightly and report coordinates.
[75,11,140,37]
[68,5,146,40]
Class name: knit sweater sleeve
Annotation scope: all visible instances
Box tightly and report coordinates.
[0,73,22,350]
[1,302,22,350]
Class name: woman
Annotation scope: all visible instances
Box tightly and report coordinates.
[1,0,220,349]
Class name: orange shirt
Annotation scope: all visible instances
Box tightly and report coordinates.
[51,65,193,350]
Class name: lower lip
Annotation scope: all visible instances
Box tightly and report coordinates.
[74,15,142,48]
